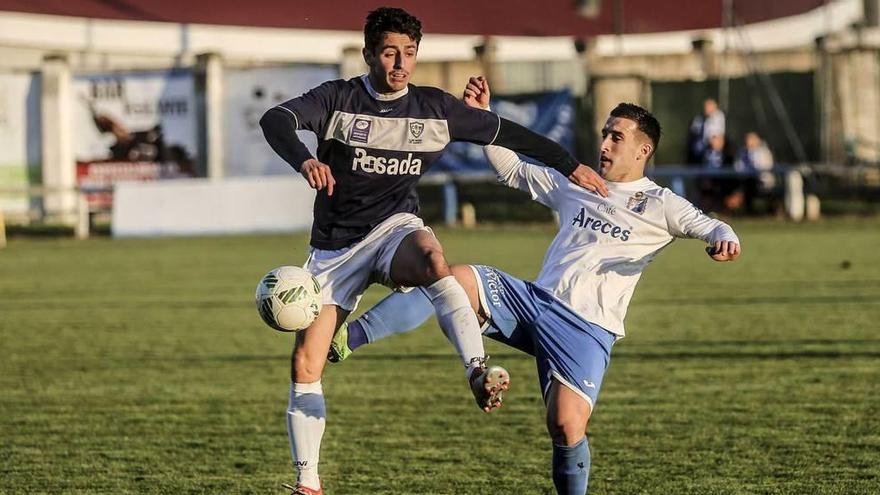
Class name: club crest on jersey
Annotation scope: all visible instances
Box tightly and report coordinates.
[349,118,372,143]
[626,191,648,214]
[408,121,425,144]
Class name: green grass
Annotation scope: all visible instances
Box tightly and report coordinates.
[1,218,879,494]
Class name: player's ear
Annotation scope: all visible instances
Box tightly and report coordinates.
[362,47,374,66]
[639,142,653,161]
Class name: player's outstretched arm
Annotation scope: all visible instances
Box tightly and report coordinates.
[663,191,742,262]
[463,76,607,197]
[259,108,336,195]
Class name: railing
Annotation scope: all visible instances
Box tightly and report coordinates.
[422,165,814,225]
[0,186,92,247]
[0,166,824,245]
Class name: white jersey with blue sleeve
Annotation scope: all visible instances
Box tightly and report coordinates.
[485,145,739,337]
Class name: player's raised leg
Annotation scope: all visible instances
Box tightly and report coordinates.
[286,304,348,494]
[329,264,483,362]
[328,288,434,362]
[546,381,592,495]
[389,234,508,412]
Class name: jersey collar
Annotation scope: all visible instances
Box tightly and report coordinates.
[360,74,409,101]
[607,176,653,191]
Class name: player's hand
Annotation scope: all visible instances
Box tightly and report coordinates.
[568,164,609,197]
[706,240,741,261]
[300,158,336,196]
[463,76,491,110]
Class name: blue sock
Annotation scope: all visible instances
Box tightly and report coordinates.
[346,320,370,350]
[552,437,590,495]
[347,288,435,351]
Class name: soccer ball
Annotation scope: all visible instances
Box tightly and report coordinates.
[255,266,322,332]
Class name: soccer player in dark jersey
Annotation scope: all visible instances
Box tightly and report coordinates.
[260,7,607,494]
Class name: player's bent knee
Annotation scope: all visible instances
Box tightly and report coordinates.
[547,380,592,445]
[424,249,450,281]
[450,264,481,314]
[547,405,590,446]
[292,349,324,383]
[548,417,588,447]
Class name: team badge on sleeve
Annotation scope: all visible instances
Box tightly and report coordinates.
[626,191,648,214]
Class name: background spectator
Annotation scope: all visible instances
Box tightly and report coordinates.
[697,134,739,212]
[735,131,776,214]
[687,98,726,164]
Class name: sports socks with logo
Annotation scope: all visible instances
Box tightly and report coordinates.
[287,381,326,491]
[424,275,486,376]
[552,437,590,495]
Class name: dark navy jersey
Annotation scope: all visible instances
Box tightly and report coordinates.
[274,75,501,250]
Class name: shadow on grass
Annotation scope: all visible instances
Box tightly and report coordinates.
[611,350,880,360]
[190,343,880,365]
[5,293,876,311]
[638,294,880,306]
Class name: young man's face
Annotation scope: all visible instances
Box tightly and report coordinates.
[364,32,418,93]
[599,116,652,181]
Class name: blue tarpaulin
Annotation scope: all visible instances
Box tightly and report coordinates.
[431,90,574,174]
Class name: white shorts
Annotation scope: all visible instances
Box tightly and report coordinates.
[303,212,432,312]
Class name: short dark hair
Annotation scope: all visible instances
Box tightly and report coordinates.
[610,103,662,157]
[364,7,423,53]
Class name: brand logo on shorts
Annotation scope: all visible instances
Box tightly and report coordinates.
[351,147,422,175]
[349,118,372,143]
[583,380,596,389]
[482,267,505,308]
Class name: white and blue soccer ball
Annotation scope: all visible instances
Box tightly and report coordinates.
[255,266,322,332]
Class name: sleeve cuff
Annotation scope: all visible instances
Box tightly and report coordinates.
[553,157,579,177]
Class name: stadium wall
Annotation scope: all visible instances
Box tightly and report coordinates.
[111,177,316,238]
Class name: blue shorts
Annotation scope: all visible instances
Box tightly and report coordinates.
[470,265,616,410]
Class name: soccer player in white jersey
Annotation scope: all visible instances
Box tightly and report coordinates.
[260,9,609,494]
[327,77,741,494]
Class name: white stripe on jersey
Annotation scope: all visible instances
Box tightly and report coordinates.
[485,145,739,337]
[323,111,451,153]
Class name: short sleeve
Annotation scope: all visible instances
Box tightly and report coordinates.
[441,93,500,144]
[274,80,341,135]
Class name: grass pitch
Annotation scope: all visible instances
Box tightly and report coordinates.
[1,218,879,494]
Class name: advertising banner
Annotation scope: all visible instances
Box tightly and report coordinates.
[223,65,339,177]
[432,90,575,173]
[73,70,198,208]
[0,73,40,213]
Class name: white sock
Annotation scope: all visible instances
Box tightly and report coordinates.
[424,276,485,376]
[287,381,325,490]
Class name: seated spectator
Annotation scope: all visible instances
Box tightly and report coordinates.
[703,134,732,169]
[698,134,737,212]
[734,132,776,214]
[687,98,726,164]
[735,131,775,186]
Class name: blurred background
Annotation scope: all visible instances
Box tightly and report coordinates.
[2,3,879,493]
[1,0,878,240]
